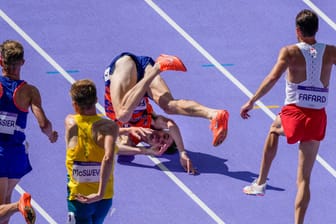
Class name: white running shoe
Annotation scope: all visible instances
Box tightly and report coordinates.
[243,180,266,196]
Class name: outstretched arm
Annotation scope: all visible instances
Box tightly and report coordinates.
[240,47,289,119]
[117,143,166,156]
[152,115,197,175]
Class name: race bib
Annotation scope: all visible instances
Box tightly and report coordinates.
[296,85,328,109]
[0,111,18,134]
[72,161,101,183]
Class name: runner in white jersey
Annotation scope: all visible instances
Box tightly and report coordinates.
[285,42,328,109]
[240,9,336,224]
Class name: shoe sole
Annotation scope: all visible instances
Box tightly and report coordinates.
[211,110,229,147]
[243,191,265,196]
[24,206,36,224]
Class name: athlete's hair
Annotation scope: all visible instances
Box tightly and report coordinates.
[70,79,97,111]
[296,9,319,37]
[0,40,24,67]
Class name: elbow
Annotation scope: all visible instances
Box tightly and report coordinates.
[114,109,132,123]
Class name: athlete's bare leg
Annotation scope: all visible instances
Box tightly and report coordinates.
[256,115,284,185]
[0,178,20,224]
[0,202,18,223]
[295,140,319,224]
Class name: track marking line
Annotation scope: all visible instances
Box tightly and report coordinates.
[145,0,336,188]
[3,1,336,223]
[301,0,336,178]
[202,63,234,67]
[253,105,279,109]
[0,9,59,224]
[303,0,336,31]
[14,184,57,224]
[149,156,225,224]
[1,6,226,224]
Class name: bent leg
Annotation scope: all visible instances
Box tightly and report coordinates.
[0,178,20,224]
[0,202,18,223]
[148,75,229,146]
[257,115,284,185]
[148,75,219,119]
[5,179,19,204]
[109,56,162,123]
[0,178,9,205]
[295,140,319,224]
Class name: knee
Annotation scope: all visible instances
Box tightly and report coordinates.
[161,106,174,115]
[296,177,310,188]
[160,100,179,115]
[268,116,283,136]
[269,123,280,135]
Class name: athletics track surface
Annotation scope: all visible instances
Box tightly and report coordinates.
[1,0,336,223]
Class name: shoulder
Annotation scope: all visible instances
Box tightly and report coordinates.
[277,44,302,63]
[323,44,336,64]
[325,44,336,54]
[281,44,299,54]
[20,83,40,96]
[65,114,76,128]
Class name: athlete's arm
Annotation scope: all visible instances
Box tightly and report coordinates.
[152,115,197,175]
[97,121,118,198]
[240,47,289,119]
[117,143,162,156]
[30,85,58,142]
[64,114,77,148]
[119,126,153,140]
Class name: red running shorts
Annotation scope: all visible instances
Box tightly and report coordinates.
[280,104,326,144]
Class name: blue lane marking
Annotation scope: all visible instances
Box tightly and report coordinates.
[46,69,79,74]
[202,63,234,67]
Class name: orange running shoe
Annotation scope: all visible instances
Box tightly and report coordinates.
[156,54,187,72]
[18,192,36,224]
[210,110,229,147]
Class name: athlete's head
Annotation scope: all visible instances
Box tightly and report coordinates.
[296,9,319,37]
[70,79,98,112]
[0,40,25,74]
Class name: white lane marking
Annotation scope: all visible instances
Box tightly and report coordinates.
[15,184,57,224]
[0,9,59,224]
[303,0,336,31]
[145,0,336,190]
[150,156,225,224]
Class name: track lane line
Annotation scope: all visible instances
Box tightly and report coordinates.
[303,0,336,31]
[144,0,336,181]
[3,2,336,223]
[0,9,59,224]
[15,185,57,224]
[1,6,226,224]
[149,156,225,224]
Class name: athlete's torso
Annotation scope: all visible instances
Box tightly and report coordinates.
[66,114,114,200]
[285,42,328,109]
[0,76,28,148]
